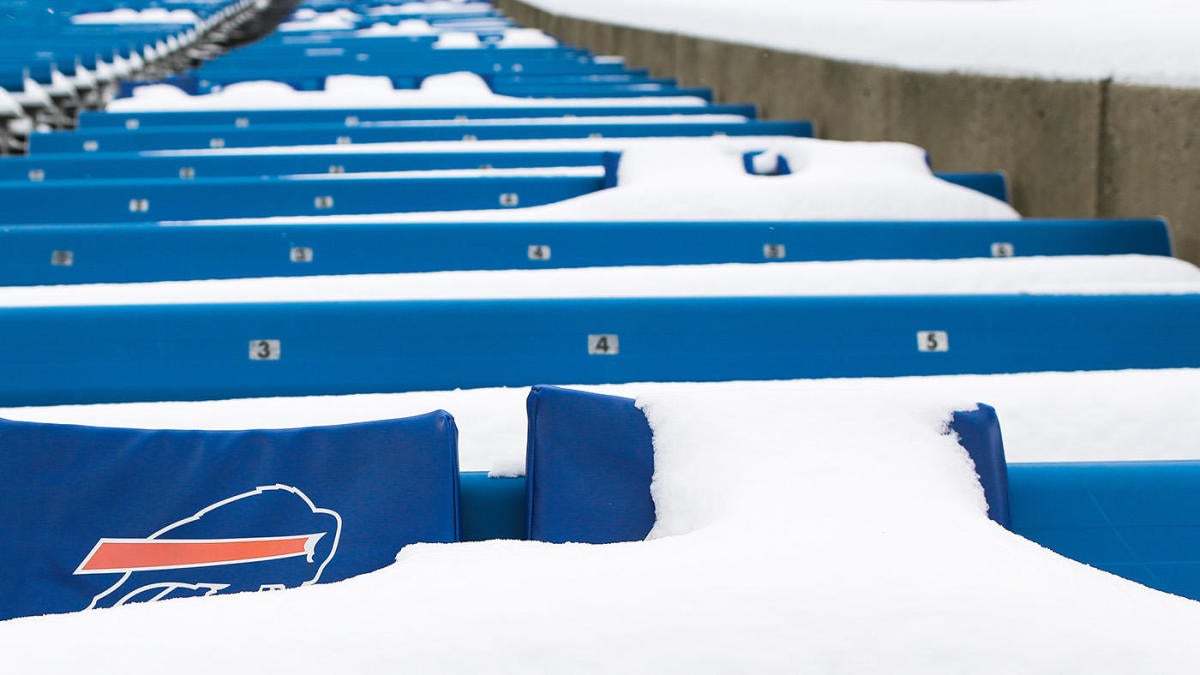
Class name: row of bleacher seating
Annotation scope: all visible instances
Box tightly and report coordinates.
[0,385,1000,620]
[0,217,1168,286]
[524,387,1200,615]
[1,0,1198,624]
[0,160,1016,224]
[9,384,1200,623]
[28,118,806,152]
[0,0,302,151]
[1,292,1197,407]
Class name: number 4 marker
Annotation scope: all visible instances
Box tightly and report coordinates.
[588,334,619,355]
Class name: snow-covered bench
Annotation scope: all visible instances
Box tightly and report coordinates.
[0,218,1170,287]
[30,118,806,153]
[0,264,1195,406]
[77,102,750,129]
[518,384,1200,603]
[0,171,603,224]
[524,385,1010,539]
[0,148,613,180]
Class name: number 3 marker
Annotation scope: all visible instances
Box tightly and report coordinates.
[249,339,281,361]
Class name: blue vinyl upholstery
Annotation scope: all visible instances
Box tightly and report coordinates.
[0,412,459,621]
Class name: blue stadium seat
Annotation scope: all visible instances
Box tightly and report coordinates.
[1011,461,1200,603]
[0,294,1197,407]
[29,120,814,154]
[0,411,460,621]
[0,173,604,223]
[525,386,656,543]
[0,218,1168,287]
[77,103,754,129]
[524,386,1011,543]
[0,0,1195,621]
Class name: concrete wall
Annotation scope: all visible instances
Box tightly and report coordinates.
[497,0,1200,264]
[1102,84,1200,262]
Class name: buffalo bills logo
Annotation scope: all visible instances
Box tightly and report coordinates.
[74,485,341,610]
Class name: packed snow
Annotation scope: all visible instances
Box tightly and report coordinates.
[355,113,746,126]
[5,384,1200,673]
[168,136,1021,224]
[519,0,1200,87]
[356,19,437,35]
[433,30,482,48]
[290,7,362,21]
[280,166,604,179]
[367,2,493,16]
[497,28,558,48]
[280,3,516,32]
[278,8,361,32]
[70,7,200,25]
[0,87,22,117]
[108,72,706,112]
[1,255,1194,308]
[5,369,1200,475]
[341,20,559,43]
[5,3,1194,670]
[431,19,515,34]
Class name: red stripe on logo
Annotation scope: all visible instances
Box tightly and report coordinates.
[76,535,322,574]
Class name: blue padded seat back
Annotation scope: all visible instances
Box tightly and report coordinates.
[741,150,792,176]
[0,412,459,621]
[949,404,1011,528]
[527,387,1011,542]
[525,385,655,543]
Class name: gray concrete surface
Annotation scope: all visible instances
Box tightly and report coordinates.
[1102,83,1200,263]
[883,71,1104,219]
[497,0,1199,264]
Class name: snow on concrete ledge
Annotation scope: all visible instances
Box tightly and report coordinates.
[516,0,1200,87]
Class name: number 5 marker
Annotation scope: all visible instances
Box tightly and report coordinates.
[916,331,949,352]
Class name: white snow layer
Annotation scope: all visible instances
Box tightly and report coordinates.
[281,166,605,179]
[108,72,706,111]
[289,7,361,21]
[368,2,494,16]
[434,30,482,48]
[519,0,1200,88]
[0,87,23,117]
[355,113,746,126]
[356,19,437,36]
[278,8,361,32]
[170,137,1021,224]
[6,369,1200,474]
[351,21,541,43]
[1,255,1195,308]
[70,8,200,24]
[5,383,1200,673]
[280,5,546,37]
[497,28,558,48]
